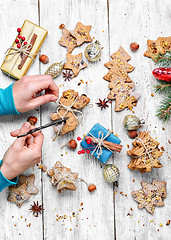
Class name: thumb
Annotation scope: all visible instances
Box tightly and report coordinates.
[30,94,58,108]
[13,122,31,147]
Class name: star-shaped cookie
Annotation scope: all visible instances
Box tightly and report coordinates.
[64,53,87,77]
[47,161,79,193]
[70,22,92,46]
[17,174,39,195]
[58,27,77,53]
[132,180,167,214]
[7,183,31,208]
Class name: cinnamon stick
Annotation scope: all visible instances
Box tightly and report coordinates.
[85,136,122,153]
[18,33,37,70]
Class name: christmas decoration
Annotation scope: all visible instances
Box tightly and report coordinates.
[84,40,101,62]
[1,20,48,79]
[152,68,171,82]
[44,59,66,79]
[29,201,44,217]
[103,164,120,186]
[152,52,171,121]
[80,123,122,163]
[123,115,145,131]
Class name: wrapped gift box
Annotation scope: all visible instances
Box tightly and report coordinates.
[80,123,121,163]
[1,20,48,79]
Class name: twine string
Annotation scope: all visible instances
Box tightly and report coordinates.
[4,24,37,76]
[89,130,114,158]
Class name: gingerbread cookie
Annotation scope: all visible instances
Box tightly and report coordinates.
[64,53,87,77]
[7,183,31,208]
[103,65,132,82]
[132,180,167,214]
[144,36,171,61]
[110,46,131,61]
[127,131,163,173]
[104,57,135,73]
[47,161,78,193]
[17,174,39,195]
[70,22,92,46]
[50,89,90,136]
[58,27,77,53]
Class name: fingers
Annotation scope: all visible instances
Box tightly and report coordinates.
[28,131,44,151]
[13,122,31,148]
[10,125,39,137]
[29,94,58,109]
[29,75,59,97]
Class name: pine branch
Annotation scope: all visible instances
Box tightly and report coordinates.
[155,51,171,67]
[156,95,171,121]
[154,80,171,94]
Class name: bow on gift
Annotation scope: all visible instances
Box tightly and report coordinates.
[4,44,36,62]
[86,131,122,158]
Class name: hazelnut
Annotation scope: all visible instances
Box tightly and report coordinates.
[27,116,37,125]
[61,139,77,150]
[130,42,139,52]
[59,24,65,29]
[39,54,49,64]
[88,184,96,192]
[128,130,138,139]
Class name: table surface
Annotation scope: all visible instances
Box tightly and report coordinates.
[0,0,171,239]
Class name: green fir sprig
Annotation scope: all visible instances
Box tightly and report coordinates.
[155,51,171,67]
[153,51,171,121]
[156,95,171,121]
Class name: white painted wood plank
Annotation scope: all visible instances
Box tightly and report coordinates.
[108,0,171,239]
[0,0,43,239]
[39,0,115,239]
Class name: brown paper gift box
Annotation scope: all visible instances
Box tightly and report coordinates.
[1,20,48,79]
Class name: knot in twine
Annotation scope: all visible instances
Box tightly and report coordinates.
[89,130,113,158]
[4,43,36,62]
[135,137,157,165]
[56,97,83,121]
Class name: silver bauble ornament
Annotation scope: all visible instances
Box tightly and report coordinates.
[103,164,120,185]
[123,115,145,131]
[84,40,101,62]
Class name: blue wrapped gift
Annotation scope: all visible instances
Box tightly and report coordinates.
[80,123,121,163]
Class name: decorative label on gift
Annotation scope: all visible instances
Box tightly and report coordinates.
[1,20,48,79]
[81,123,122,163]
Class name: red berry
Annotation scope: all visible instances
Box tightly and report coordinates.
[18,35,22,39]
[21,36,25,41]
[17,44,21,48]
[87,140,91,144]
[17,28,21,33]
[15,39,19,43]
[81,150,85,154]
[24,41,27,45]
[87,137,91,142]
[86,150,90,154]
[78,151,81,155]
[77,137,81,141]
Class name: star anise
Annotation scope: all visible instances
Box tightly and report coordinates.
[29,201,44,217]
[96,98,110,110]
[62,70,74,81]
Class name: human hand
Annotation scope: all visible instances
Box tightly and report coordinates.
[0,122,44,180]
[13,75,59,113]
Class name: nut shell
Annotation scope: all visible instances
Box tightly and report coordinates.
[39,54,49,64]
[27,116,37,125]
[130,42,139,52]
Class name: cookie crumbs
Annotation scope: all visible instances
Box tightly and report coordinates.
[120,191,123,195]
[161,146,165,151]
[162,127,165,130]
[125,194,127,197]
[127,144,129,148]
[133,179,135,182]
[130,208,133,211]
[114,191,117,195]
[157,229,159,232]
[159,223,163,227]
[151,93,154,97]
[81,203,83,206]
[150,220,153,222]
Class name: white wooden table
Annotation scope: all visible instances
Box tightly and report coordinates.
[0,0,171,239]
